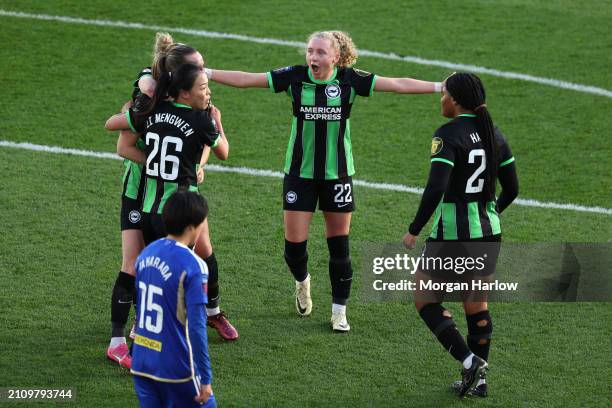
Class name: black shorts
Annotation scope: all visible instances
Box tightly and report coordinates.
[120,196,143,231]
[416,235,502,302]
[421,234,502,276]
[141,213,166,245]
[283,175,355,213]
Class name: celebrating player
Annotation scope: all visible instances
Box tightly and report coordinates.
[106,33,218,369]
[107,33,239,342]
[403,72,519,397]
[131,191,216,408]
[205,30,441,331]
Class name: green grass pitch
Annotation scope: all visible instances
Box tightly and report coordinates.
[0,1,610,407]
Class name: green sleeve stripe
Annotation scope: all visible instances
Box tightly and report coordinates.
[266,72,275,92]
[431,158,454,166]
[369,75,377,96]
[211,135,220,149]
[125,111,136,133]
[499,157,515,167]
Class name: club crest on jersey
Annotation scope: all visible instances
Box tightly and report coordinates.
[129,210,141,223]
[325,84,341,99]
[431,137,443,155]
[273,66,293,74]
[286,191,298,204]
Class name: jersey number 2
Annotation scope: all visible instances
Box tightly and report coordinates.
[465,149,486,193]
[145,132,183,181]
[138,282,163,334]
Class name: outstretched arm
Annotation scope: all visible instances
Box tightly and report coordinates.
[374,76,441,94]
[206,69,268,88]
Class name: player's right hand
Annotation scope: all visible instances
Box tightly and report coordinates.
[197,166,205,184]
[194,384,212,404]
[210,105,222,124]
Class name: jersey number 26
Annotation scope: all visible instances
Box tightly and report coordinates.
[145,132,183,181]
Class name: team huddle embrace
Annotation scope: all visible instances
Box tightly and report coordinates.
[104,29,518,406]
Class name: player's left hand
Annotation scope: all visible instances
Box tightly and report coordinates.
[194,384,212,404]
[197,166,205,184]
[403,232,418,249]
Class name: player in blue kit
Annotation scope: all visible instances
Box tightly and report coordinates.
[131,191,216,407]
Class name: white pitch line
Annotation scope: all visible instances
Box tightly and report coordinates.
[1,140,610,216]
[1,9,611,98]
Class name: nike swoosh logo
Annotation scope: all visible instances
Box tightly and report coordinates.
[118,300,132,304]
[337,203,350,208]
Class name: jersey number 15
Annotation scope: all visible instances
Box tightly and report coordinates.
[145,132,183,181]
[138,282,164,334]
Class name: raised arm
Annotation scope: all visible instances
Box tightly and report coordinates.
[206,69,268,88]
[374,76,441,94]
[138,75,156,98]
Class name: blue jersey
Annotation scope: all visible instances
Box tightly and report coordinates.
[131,238,211,384]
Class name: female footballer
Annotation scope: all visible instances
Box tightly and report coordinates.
[106,33,229,369]
[107,63,229,263]
[205,31,441,331]
[403,72,519,397]
[132,190,217,408]
[107,41,238,346]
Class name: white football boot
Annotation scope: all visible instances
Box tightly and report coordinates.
[331,311,350,332]
[295,275,312,316]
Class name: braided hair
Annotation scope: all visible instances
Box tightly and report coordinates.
[445,73,498,200]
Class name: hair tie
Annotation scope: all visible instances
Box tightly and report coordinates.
[475,104,487,111]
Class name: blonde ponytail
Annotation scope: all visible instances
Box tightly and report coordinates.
[153,32,174,57]
[150,32,198,80]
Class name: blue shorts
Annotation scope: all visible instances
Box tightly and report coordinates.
[133,375,217,408]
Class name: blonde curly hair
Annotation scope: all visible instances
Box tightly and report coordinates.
[307,31,357,68]
[151,32,199,80]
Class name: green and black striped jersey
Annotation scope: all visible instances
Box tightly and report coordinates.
[429,115,515,240]
[267,65,376,180]
[127,101,220,214]
[132,66,152,100]
[121,66,152,201]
